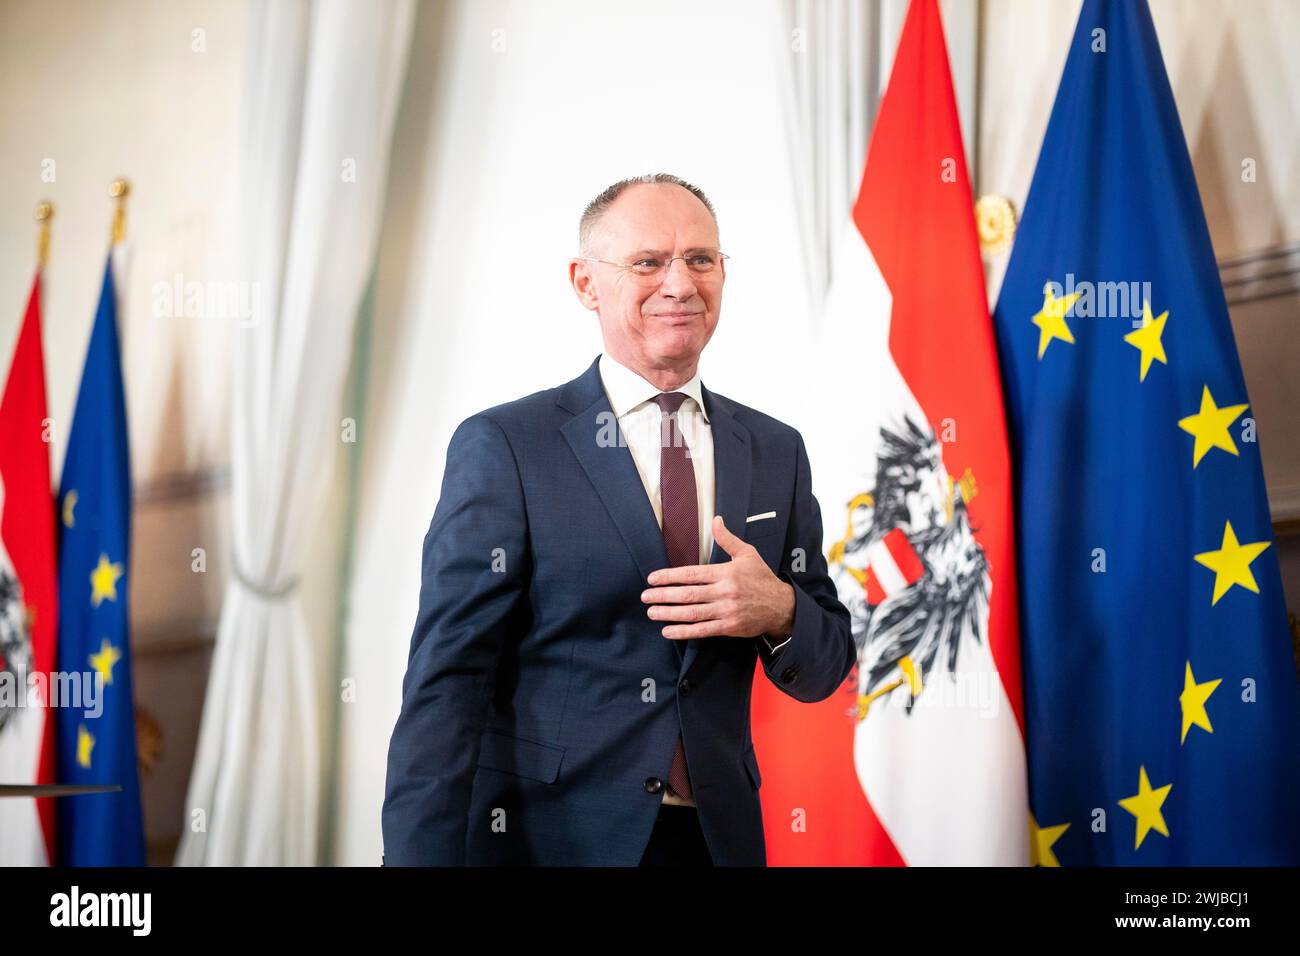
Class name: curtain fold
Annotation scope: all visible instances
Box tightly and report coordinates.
[177,0,414,866]
[780,0,887,317]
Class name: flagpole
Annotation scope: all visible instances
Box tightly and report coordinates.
[109,177,129,244]
[34,200,52,269]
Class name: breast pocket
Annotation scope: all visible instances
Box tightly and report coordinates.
[476,730,566,784]
[743,512,782,541]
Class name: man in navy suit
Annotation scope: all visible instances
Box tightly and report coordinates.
[382,173,854,866]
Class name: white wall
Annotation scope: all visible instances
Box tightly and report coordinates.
[0,0,243,479]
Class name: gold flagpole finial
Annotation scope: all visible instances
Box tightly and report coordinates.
[109,177,130,244]
[34,200,54,269]
[975,194,1016,256]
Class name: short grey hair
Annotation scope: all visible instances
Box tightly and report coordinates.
[578,173,718,255]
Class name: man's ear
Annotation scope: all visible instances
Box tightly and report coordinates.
[569,259,599,311]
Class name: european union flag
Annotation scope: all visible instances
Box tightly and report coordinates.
[56,255,145,865]
[993,0,1300,865]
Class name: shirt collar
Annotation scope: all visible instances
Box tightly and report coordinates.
[598,351,710,423]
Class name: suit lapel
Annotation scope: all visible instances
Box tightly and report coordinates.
[559,357,669,584]
[687,383,752,675]
[703,386,752,566]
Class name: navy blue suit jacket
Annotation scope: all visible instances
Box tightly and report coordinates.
[382,355,853,865]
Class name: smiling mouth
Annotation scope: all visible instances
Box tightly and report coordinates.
[654,312,702,319]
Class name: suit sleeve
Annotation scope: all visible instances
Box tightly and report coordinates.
[382,414,530,865]
[755,431,855,702]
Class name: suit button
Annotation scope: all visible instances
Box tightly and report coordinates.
[644,777,664,794]
[679,679,692,696]
[780,664,800,684]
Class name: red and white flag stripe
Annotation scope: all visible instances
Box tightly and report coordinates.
[752,0,1028,866]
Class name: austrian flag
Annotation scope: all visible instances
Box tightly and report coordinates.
[750,0,1029,866]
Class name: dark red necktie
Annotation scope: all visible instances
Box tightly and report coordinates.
[654,391,696,799]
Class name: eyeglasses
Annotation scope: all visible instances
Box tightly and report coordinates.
[578,250,729,281]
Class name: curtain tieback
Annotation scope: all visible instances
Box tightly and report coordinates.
[232,555,300,601]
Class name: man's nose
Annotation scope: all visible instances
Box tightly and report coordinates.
[659,256,698,299]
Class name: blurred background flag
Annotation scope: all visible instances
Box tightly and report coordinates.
[0,250,58,866]
[55,251,144,866]
[993,0,1300,865]
[753,0,1028,866]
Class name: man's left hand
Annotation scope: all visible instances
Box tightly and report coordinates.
[642,515,795,640]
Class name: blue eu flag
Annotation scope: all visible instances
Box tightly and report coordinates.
[56,255,145,865]
[993,0,1300,865]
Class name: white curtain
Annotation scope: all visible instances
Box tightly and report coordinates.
[779,0,890,316]
[177,0,414,866]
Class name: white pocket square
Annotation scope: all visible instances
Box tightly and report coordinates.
[745,511,776,523]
